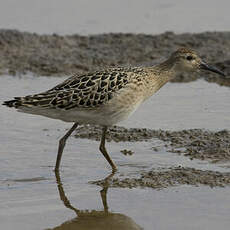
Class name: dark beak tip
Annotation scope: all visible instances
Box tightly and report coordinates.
[217,71,226,77]
[200,62,226,77]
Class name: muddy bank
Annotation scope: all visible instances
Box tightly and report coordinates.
[0,30,229,85]
[93,167,230,189]
[78,125,230,188]
[75,125,230,163]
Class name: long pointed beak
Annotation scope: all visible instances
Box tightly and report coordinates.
[200,62,225,76]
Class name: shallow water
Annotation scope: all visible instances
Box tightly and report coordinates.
[0,75,230,230]
[0,0,229,35]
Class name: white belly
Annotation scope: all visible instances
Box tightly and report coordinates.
[17,102,141,126]
[60,96,143,126]
[17,87,144,126]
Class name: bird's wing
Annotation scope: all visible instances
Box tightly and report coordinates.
[48,69,131,109]
[7,68,138,109]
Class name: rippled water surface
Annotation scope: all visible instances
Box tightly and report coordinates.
[0,75,230,230]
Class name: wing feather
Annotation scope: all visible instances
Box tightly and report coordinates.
[4,68,144,109]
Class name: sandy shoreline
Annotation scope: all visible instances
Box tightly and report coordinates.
[0,29,229,86]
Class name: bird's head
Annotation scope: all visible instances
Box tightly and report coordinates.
[170,47,225,76]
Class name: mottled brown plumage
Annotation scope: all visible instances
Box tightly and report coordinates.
[3,48,225,172]
[5,67,145,109]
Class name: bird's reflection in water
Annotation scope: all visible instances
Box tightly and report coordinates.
[49,171,143,230]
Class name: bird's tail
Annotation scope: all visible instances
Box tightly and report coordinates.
[3,93,55,109]
[3,98,23,108]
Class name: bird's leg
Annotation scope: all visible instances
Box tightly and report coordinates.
[55,122,78,172]
[100,186,109,213]
[99,126,117,172]
[100,171,116,213]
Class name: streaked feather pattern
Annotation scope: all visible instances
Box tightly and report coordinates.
[3,67,145,110]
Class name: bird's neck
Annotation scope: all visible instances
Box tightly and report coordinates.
[142,58,177,99]
[153,58,177,80]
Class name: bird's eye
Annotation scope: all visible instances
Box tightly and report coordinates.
[186,55,193,61]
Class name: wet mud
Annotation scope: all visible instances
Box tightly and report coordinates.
[75,125,230,188]
[93,167,230,189]
[0,30,229,86]
[75,125,230,163]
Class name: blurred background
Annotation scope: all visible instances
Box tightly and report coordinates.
[0,0,229,35]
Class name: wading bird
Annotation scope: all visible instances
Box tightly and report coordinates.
[3,48,225,172]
